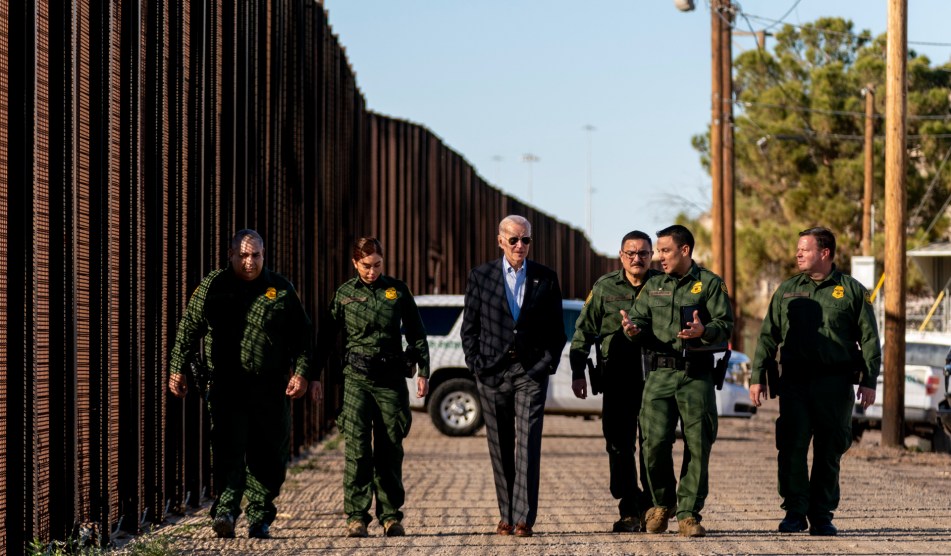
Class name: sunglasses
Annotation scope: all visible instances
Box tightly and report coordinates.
[505,236,532,246]
[622,250,652,260]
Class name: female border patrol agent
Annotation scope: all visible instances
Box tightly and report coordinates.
[316,237,430,538]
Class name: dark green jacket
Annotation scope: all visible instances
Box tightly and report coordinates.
[628,262,734,356]
[569,268,661,380]
[169,267,312,380]
[751,265,881,389]
[317,275,430,378]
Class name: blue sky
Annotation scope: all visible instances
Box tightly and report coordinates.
[325,0,951,255]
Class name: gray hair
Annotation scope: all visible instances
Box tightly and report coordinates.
[498,215,532,236]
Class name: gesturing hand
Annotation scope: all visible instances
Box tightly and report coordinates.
[677,310,705,340]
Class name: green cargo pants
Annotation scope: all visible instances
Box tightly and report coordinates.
[208,377,291,526]
[601,358,650,518]
[639,367,718,521]
[340,371,412,526]
[776,372,854,520]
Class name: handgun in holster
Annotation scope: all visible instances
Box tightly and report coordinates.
[764,358,781,398]
[712,349,731,391]
[586,336,604,395]
[188,353,211,397]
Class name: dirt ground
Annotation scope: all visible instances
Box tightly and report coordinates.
[136,403,951,555]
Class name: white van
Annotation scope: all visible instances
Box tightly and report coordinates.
[406,294,756,436]
[853,330,951,452]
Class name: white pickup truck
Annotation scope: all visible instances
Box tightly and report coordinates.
[853,330,951,452]
[405,294,756,436]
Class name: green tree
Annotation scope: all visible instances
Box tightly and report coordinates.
[692,17,951,326]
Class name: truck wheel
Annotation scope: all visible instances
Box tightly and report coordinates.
[851,418,867,442]
[932,424,951,454]
[428,378,484,436]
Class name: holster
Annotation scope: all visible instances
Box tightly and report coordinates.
[587,337,604,395]
[586,358,603,395]
[188,357,211,397]
[712,349,731,390]
[764,358,780,398]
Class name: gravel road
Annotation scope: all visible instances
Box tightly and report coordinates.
[139,403,951,555]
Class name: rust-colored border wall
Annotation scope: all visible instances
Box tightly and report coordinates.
[0,1,613,551]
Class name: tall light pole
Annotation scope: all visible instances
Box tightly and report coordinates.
[583,124,596,238]
[522,153,539,203]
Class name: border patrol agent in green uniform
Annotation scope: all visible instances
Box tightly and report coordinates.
[569,230,661,533]
[750,227,879,537]
[168,229,312,540]
[620,225,734,538]
[316,237,430,538]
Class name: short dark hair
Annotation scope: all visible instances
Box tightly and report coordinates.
[799,227,836,259]
[621,230,652,248]
[352,237,384,260]
[231,229,264,250]
[657,224,694,254]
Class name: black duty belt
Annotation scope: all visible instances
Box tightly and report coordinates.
[654,354,688,370]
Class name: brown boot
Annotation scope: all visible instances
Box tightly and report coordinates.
[678,517,706,537]
[644,506,671,534]
[345,520,368,538]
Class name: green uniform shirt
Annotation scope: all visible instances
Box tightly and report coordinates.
[169,267,312,379]
[751,265,881,389]
[628,262,734,356]
[569,268,662,379]
[317,275,431,378]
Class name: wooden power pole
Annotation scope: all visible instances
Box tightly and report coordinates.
[720,1,736,346]
[862,84,875,256]
[709,1,739,347]
[883,0,907,448]
[710,0,723,277]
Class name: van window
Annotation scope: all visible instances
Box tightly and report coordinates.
[417,306,464,336]
[905,342,949,368]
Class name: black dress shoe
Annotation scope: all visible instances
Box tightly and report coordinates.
[248,522,271,539]
[808,518,837,536]
[778,512,808,533]
[212,513,236,538]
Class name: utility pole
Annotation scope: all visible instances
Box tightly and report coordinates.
[522,153,539,203]
[720,1,736,347]
[862,85,875,256]
[710,0,723,277]
[583,125,596,239]
[883,0,907,448]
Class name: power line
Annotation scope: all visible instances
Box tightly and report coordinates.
[741,11,951,48]
[757,0,803,32]
[911,143,951,227]
[736,99,951,121]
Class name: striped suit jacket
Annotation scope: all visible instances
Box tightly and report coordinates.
[461,258,566,383]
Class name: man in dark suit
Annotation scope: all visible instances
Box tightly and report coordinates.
[461,214,566,538]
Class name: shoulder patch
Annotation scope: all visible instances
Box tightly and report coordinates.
[720,282,728,294]
[865,292,872,304]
